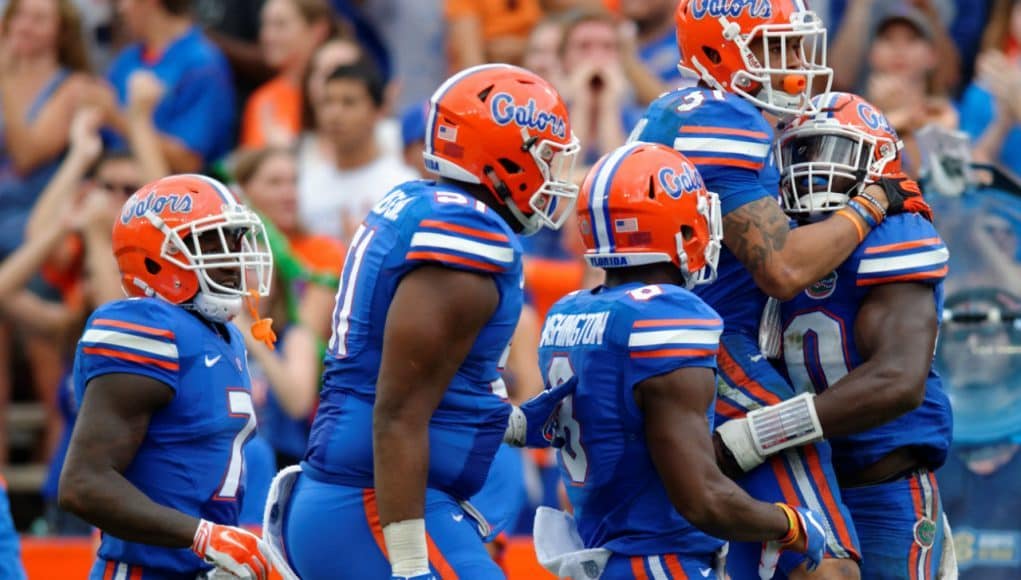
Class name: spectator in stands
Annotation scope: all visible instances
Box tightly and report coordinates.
[0,0,92,259]
[862,3,958,176]
[193,0,273,113]
[359,0,445,111]
[100,0,236,173]
[445,0,542,70]
[240,0,334,149]
[618,0,688,89]
[522,15,566,91]
[558,8,644,166]
[298,59,416,242]
[397,100,428,177]
[960,0,1021,176]
[830,0,961,95]
[0,0,93,467]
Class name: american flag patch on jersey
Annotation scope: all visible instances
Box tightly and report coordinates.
[438,124,458,142]
[614,218,638,233]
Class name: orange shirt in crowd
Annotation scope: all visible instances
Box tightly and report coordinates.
[240,77,302,149]
[289,233,346,277]
[444,0,543,40]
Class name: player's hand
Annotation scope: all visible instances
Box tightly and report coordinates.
[866,174,933,221]
[758,504,827,579]
[192,519,271,580]
[504,375,579,448]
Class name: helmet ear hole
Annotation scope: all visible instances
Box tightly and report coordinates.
[703,47,722,65]
[681,225,695,241]
[145,258,162,275]
[497,158,522,174]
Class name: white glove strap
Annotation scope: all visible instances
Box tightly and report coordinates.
[504,405,526,446]
[382,519,430,576]
[749,392,824,455]
[717,393,824,472]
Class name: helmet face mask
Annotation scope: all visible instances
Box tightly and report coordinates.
[776,93,903,218]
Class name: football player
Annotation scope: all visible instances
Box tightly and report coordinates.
[723,92,952,579]
[58,174,275,579]
[533,142,828,580]
[265,64,581,580]
[630,1,927,577]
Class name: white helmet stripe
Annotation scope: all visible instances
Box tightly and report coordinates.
[589,141,643,253]
[425,64,515,156]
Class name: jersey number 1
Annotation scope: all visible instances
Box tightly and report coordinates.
[214,390,257,500]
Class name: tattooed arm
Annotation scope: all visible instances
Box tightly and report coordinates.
[724,196,869,301]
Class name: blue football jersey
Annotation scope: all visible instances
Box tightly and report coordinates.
[73,298,257,575]
[538,283,726,557]
[631,88,777,336]
[780,213,953,475]
[303,180,522,500]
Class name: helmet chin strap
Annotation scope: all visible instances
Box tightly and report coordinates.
[192,292,243,323]
[483,166,541,235]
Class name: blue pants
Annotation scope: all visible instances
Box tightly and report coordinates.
[715,334,860,577]
[841,469,945,579]
[88,560,206,580]
[283,473,504,579]
[603,553,718,579]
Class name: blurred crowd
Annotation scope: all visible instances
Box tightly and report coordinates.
[1,0,1021,576]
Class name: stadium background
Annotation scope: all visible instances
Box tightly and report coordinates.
[1,0,1021,577]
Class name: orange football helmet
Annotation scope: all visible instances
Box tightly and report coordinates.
[112,174,273,322]
[776,92,904,217]
[577,142,722,288]
[423,64,581,235]
[675,0,831,115]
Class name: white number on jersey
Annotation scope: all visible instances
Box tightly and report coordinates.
[548,355,588,484]
[214,390,257,500]
[782,311,852,395]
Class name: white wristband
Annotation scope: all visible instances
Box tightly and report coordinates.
[504,405,526,446]
[716,393,824,472]
[382,519,430,576]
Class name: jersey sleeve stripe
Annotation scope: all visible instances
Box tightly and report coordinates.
[92,318,175,340]
[81,328,178,359]
[678,125,770,140]
[81,347,180,371]
[864,237,943,255]
[633,318,722,328]
[673,137,771,158]
[682,156,764,170]
[405,251,505,273]
[857,247,948,274]
[409,232,514,264]
[418,219,510,243]
[630,347,717,359]
[856,265,949,286]
[628,328,722,348]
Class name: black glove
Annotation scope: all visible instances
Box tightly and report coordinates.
[872,174,933,221]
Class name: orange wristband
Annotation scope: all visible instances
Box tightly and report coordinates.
[835,208,866,243]
[775,503,800,547]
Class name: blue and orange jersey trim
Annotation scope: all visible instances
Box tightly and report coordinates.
[80,318,179,371]
[407,218,515,274]
[857,236,949,287]
[628,317,722,359]
[101,560,143,580]
[674,125,771,171]
[628,554,693,579]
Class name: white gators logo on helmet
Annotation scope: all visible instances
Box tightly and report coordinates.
[490,92,567,139]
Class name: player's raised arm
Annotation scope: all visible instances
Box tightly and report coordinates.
[372,264,499,574]
[59,373,194,544]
